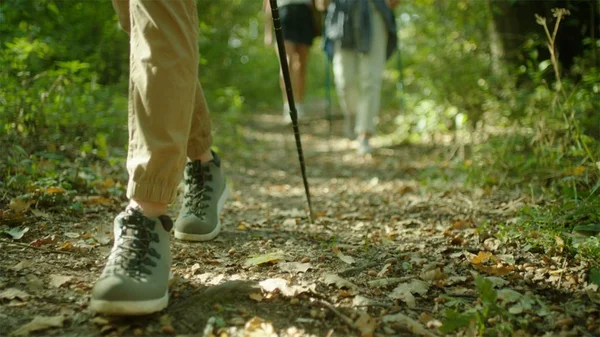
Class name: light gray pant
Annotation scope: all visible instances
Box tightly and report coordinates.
[332,1,387,135]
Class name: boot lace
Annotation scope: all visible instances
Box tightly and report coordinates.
[106,208,162,279]
[184,161,213,217]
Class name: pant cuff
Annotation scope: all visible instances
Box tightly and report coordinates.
[187,134,213,160]
[355,127,376,136]
[127,180,179,204]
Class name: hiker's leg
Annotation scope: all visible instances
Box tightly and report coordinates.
[294,43,311,103]
[126,0,199,212]
[187,80,213,162]
[333,43,359,137]
[92,0,198,315]
[356,3,387,138]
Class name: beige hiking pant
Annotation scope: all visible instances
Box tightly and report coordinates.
[112,0,212,204]
[332,0,387,135]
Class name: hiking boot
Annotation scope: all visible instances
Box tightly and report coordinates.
[174,151,228,241]
[357,136,372,155]
[90,207,173,315]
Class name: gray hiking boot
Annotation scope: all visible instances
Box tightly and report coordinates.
[174,151,228,241]
[357,136,372,155]
[90,207,173,315]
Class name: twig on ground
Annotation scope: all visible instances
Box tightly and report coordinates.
[442,246,481,254]
[557,256,568,289]
[395,219,428,228]
[354,303,394,308]
[316,299,356,328]
[339,262,378,277]
[1,240,75,255]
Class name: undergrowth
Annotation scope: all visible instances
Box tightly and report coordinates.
[444,9,600,272]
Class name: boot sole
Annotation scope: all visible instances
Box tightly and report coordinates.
[174,186,229,242]
[89,290,168,316]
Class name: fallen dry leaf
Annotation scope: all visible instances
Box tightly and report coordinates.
[497,288,522,303]
[259,278,309,297]
[472,264,514,276]
[8,199,32,214]
[471,251,493,264]
[420,268,446,281]
[483,238,502,251]
[11,315,65,336]
[389,280,429,308]
[49,274,73,288]
[90,317,111,326]
[30,209,50,219]
[0,212,25,224]
[445,276,468,286]
[333,247,355,265]
[26,275,44,293]
[0,288,30,301]
[84,196,111,205]
[229,316,246,326]
[29,235,57,247]
[486,276,509,288]
[368,277,407,288]
[63,232,80,239]
[282,218,297,227]
[382,313,432,336]
[244,316,277,337]
[45,187,66,195]
[586,285,600,305]
[450,236,464,246]
[12,260,33,271]
[355,311,378,337]
[58,241,73,251]
[323,273,357,290]
[244,252,285,267]
[279,262,311,274]
[555,235,565,252]
[377,263,392,277]
[93,233,112,245]
[452,219,472,230]
[352,295,376,307]
[4,227,29,240]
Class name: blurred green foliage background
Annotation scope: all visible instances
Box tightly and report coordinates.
[1,0,598,200]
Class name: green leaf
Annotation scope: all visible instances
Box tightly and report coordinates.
[47,2,60,16]
[538,59,552,71]
[475,276,497,305]
[497,289,522,304]
[440,309,475,333]
[590,268,600,286]
[573,223,600,233]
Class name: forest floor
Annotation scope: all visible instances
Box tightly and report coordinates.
[1,110,599,337]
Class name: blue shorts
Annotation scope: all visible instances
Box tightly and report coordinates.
[279,4,316,46]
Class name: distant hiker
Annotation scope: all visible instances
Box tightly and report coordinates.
[263,0,319,123]
[90,0,228,315]
[320,0,399,155]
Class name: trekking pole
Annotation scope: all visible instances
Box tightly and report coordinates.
[323,26,333,137]
[396,9,405,114]
[269,0,315,223]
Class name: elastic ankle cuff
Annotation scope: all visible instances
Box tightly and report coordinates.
[127,180,178,204]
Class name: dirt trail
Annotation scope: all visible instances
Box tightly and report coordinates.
[0,112,597,337]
